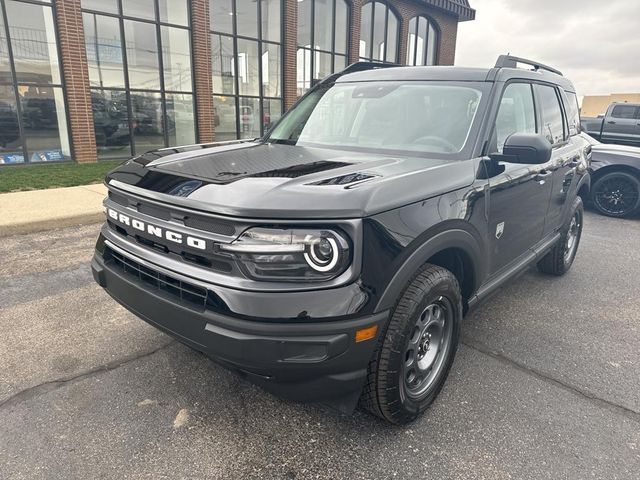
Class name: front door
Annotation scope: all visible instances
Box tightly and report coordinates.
[486,82,554,274]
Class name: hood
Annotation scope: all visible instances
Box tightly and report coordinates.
[106,142,475,219]
[591,143,640,158]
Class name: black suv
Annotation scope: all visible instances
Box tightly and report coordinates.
[92,56,590,424]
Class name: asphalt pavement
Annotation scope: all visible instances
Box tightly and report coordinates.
[1,211,638,479]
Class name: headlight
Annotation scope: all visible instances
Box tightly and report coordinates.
[219,227,351,282]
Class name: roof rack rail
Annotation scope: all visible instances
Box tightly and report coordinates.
[318,61,400,85]
[495,55,563,76]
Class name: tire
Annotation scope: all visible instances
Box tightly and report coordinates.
[360,264,462,425]
[591,171,640,218]
[537,196,584,276]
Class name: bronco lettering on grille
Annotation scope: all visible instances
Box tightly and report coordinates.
[107,208,207,250]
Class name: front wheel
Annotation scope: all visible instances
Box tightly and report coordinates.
[360,264,462,425]
[591,171,640,218]
[537,196,584,276]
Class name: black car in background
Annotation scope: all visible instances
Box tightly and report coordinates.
[0,100,20,148]
[580,133,640,217]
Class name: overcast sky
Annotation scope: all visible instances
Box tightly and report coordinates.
[455,0,640,97]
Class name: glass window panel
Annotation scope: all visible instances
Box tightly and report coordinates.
[296,47,311,96]
[130,91,164,153]
[166,93,195,146]
[0,85,23,164]
[211,34,235,94]
[91,89,131,159]
[123,20,160,90]
[495,83,536,153]
[213,95,237,140]
[122,0,156,21]
[262,43,280,97]
[359,2,371,59]
[371,3,386,61]
[161,26,192,92]
[406,17,416,65]
[5,1,61,85]
[158,0,189,26]
[83,13,125,88]
[426,22,437,65]
[210,0,233,34]
[297,0,311,47]
[236,0,258,38]
[313,51,332,81]
[0,6,11,82]
[385,9,398,62]
[536,84,565,145]
[81,0,118,14]
[20,85,70,162]
[261,0,281,43]
[263,98,281,133]
[335,0,348,54]
[236,38,259,96]
[314,0,333,52]
[239,96,260,139]
[334,54,347,71]
[415,17,427,65]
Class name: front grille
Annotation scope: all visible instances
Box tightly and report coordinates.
[105,247,208,311]
[108,191,236,236]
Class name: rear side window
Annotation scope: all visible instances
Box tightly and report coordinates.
[494,83,537,153]
[563,91,580,136]
[611,105,638,119]
[536,84,566,145]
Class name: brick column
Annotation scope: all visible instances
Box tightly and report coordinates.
[348,0,363,64]
[282,0,298,110]
[53,0,96,163]
[191,0,215,143]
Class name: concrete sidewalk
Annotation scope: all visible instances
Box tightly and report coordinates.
[0,184,107,237]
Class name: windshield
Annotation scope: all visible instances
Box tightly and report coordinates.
[267,81,484,156]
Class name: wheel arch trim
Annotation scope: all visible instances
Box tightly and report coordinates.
[374,228,485,313]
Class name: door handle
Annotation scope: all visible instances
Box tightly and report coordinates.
[607,120,616,124]
[534,170,552,183]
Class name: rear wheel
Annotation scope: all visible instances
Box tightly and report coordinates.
[591,171,640,217]
[360,264,462,425]
[537,196,584,276]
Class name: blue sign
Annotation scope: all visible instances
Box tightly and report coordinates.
[30,150,65,163]
[0,154,25,164]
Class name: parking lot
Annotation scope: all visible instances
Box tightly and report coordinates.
[0,211,638,479]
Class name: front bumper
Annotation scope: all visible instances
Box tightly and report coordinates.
[91,245,389,404]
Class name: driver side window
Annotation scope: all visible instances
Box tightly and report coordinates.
[494,83,537,153]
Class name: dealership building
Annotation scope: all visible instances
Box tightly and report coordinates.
[0,0,474,165]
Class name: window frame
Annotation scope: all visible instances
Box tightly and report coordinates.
[406,14,439,66]
[210,0,284,140]
[296,0,350,94]
[0,0,73,165]
[610,104,639,120]
[359,1,400,64]
[81,0,197,158]
[534,82,569,148]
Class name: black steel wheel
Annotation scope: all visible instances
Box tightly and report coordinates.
[538,196,584,276]
[360,264,462,425]
[591,171,640,218]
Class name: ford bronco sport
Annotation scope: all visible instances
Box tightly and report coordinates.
[92,56,591,424]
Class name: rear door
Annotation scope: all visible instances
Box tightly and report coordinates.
[486,82,554,274]
[535,85,582,235]
[601,104,640,146]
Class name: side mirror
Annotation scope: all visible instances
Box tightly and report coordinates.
[491,133,552,165]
